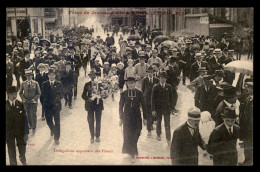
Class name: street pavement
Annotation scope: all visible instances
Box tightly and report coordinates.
[6,30,248,165]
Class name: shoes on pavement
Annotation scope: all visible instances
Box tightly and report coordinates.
[55,140,59,145]
[42,116,45,121]
[147,131,151,138]
[173,109,179,113]
[96,137,100,142]
[167,140,171,146]
[69,105,73,109]
[32,129,36,135]
[22,162,28,166]
[90,138,94,144]
[131,155,136,163]
[156,135,161,141]
[50,130,54,137]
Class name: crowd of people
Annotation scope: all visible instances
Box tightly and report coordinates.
[6,24,253,166]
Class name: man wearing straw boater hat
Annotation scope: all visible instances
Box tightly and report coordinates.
[82,69,104,144]
[19,69,41,135]
[6,86,29,165]
[207,108,240,166]
[119,76,147,163]
[41,68,63,145]
[170,107,206,165]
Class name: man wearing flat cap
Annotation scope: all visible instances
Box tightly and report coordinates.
[19,69,41,135]
[170,107,206,165]
[6,86,29,165]
[151,71,174,145]
[165,56,181,114]
[42,68,64,145]
[133,52,149,90]
[141,66,159,137]
[119,77,147,163]
[195,75,218,116]
[239,80,253,165]
[207,108,240,165]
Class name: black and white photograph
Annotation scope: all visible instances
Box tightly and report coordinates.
[5,7,253,166]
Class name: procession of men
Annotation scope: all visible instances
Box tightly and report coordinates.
[6,13,253,165]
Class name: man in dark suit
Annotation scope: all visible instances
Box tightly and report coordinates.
[151,71,174,146]
[107,49,120,67]
[165,56,181,114]
[6,86,29,165]
[170,107,206,165]
[239,81,253,166]
[207,48,223,74]
[61,61,74,109]
[214,86,239,127]
[66,47,81,100]
[195,75,218,115]
[207,108,240,165]
[189,53,211,82]
[42,69,63,145]
[82,69,104,143]
[131,42,142,61]
[6,54,14,89]
[142,66,159,137]
[35,63,48,120]
[18,50,33,81]
[119,77,147,163]
[178,45,188,85]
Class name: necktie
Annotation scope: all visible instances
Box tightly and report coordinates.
[12,101,15,107]
[51,81,54,88]
[228,127,232,135]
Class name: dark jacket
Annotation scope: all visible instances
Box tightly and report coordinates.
[207,123,240,165]
[170,122,206,165]
[61,69,74,93]
[151,83,173,111]
[189,61,211,82]
[239,94,253,141]
[207,55,223,74]
[82,81,104,111]
[195,84,218,114]
[6,100,29,138]
[141,76,159,105]
[42,80,64,112]
[35,73,48,90]
[165,64,181,88]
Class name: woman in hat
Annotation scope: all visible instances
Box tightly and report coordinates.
[119,77,147,163]
[207,108,240,165]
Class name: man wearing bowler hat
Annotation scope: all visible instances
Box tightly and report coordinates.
[141,66,159,137]
[170,107,206,165]
[214,86,240,127]
[82,69,104,144]
[212,70,224,87]
[151,71,173,145]
[61,61,74,109]
[19,69,41,135]
[207,108,240,165]
[42,68,63,145]
[6,86,29,165]
[189,53,211,82]
[195,75,218,116]
[119,77,147,163]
